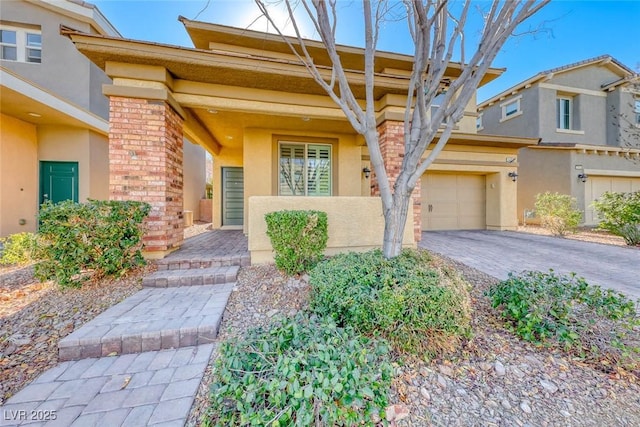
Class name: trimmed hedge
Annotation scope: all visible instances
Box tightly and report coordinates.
[265,210,328,275]
[35,200,150,287]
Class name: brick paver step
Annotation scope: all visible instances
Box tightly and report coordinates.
[58,285,234,361]
[142,265,239,288]
[2,345,215,427]
[155,253,250,271]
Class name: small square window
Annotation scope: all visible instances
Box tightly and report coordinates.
[0,29,17,61]
[500,96,522,122]
[476,113,483,130]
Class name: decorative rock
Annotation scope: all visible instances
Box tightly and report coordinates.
[520,401,532,414]
[540,379,559,394]
[439,364,454,377]
[8,333,31,346]
[437,374,448,389]
[266,309,279,317]
[420,387,431,401]
[560,410,571,418]
[494,360,506,376]
[385,404,410,422]
[501,399,512,410]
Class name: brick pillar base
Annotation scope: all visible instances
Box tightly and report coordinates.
[109,97,184,256]
[371,120,422,242]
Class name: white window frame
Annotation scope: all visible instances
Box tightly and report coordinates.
[278,141,332,197]
[556,96,572,130]
[0,29,17,61]
[476,112,483,131]
[635,99,640,127]
[499,95,522,122]
[0,25,41,63]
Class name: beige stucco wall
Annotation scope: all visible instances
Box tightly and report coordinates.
[238,128,363,232]
[424,144,522,230]
[183,138,206,219]
[248,196,414,264]
[37,126,109,203]
[0,114,38,236]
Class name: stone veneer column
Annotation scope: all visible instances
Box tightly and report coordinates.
[109,96,184,256]
[371,120,422,242]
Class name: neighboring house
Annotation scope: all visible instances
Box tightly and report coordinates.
[64,17,537,262]
[478,56,640,225]
[0,0,206,237]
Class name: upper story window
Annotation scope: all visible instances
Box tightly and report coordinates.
[500,95,522,122]
[635,100,640,126]
[556,97,572,130]
[0,25,41,63]
[279,142,332,196]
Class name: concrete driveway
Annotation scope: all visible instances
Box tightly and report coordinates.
[419,230,640,300]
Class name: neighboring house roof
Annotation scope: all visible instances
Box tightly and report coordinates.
[478,55,638,109]
[25,0,121,37]
[0,66,109,133]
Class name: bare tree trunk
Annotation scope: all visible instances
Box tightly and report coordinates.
[382,187,413,258]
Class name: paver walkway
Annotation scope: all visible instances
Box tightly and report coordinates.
[1,230,249,427]
[420,230,640,300]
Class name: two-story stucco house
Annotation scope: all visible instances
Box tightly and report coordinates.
[62,16,538,261]
[0,0,206,237]
[478,55,640,225]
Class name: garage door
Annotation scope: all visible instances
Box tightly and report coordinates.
[584,176,640,225]
[421,173,486,230]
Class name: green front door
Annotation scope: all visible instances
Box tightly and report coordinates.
[40,161,78,204]
[222,167,244,226]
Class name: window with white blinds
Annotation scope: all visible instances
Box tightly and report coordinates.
[279,142,332,196]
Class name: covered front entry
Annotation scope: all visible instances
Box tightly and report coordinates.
[222,167,244,227]
[584,175,640,225]
[421,173,486,230]
[39,161,78,204]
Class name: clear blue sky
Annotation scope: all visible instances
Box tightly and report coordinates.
[92,0,639,102]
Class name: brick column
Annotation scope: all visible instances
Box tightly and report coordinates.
[371,120,422,242]
[109,97,184,256]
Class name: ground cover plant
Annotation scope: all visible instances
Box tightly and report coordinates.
[0,232,37,267]
[206,314,392,426]
[35,199,150,287]
[486,270,640,371]
[535,192,582,236]
[265,210,328,275]
[309,249,471,358]
[593,191,640,246]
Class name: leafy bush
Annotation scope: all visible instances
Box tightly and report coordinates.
[593,191,640,246]
[535,192,582,236]
[486,270,640,369]
[35,200,150,287]
[309,249,471,358]
[206,314,392,426]
[0,232,37,267]
[265,210,328,275]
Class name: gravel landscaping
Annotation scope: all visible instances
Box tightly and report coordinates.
[189,254,640,426]
[3,224,638,425]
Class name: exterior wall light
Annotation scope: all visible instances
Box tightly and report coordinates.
[578,173,588,183]
[362,167,371,179]
[508,171,518,182]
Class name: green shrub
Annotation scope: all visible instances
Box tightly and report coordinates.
[593,191,640,246]
[0,232,37,266]
[309,249,471,358]
[265,210,328,275]
[35,199,150,287]
[535,192,582,236]
[486,270,640,368]
[206,314,392,426]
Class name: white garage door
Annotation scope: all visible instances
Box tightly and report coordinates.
[584,176,640,225]
[421,173,486,230]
